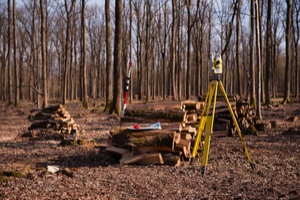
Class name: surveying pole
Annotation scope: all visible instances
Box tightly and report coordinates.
[121,61,133,118]
[190,53,255,176]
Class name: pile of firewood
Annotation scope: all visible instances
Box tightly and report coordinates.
[106,99,256,166]
[108,127,181,166]
[28,104,79,138]
[172,100,204,159]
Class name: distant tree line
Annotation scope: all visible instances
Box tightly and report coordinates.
[0,0,299,116]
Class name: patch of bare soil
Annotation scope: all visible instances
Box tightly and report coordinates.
[0,100,300,199]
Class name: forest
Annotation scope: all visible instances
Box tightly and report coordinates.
[1,1,300,198]
[0,0,299,115]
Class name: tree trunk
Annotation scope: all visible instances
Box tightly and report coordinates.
[255,0,262,119]
[7,0,12,104]
[162,3,167,100]
[293,1,299,98]
[171,0,177,100]
[236,0,242,97]
[63,0,75,105]
[145,0,151,102]
[282,0,292,104]
[13,0,19,107]
[81,0,88,108]
[185,0,191,99]
[265,0,272,105]
[104,0,112,112]
[110,0,122,115]
[40,0,48,108]
[250,0,255,106]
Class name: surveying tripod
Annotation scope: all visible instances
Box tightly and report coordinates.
[191,74,255,176]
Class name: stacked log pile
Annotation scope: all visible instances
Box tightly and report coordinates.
[108,128,181,166]
[107,99,256,166]
[174,100,204,159]
[176,99,256,157]
[28,104,79,138]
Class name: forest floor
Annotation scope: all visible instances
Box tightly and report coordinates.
[0,99,299,199]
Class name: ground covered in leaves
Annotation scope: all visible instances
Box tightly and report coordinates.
[0,99,299,199]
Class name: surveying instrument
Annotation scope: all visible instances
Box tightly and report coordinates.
[191,53,255,176]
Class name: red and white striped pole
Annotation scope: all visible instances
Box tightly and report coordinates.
[121,61,133,118]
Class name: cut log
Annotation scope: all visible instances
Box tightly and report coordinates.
[136,146,175,154]
[106,146,129,156]
[185,113,198,123]
[120,152,164,165]
[181,100,204,111]
[179,124,196,134]
[162,154,181,167]
[111,129,175,148]
[174,139,191,158]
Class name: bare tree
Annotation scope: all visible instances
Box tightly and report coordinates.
[110,0,122,114]
[13,0,19,107]
[265,0,272,105]
[7,0,12,104]
[171,0,177,100]
[104,0,112,112]
[292,0,299,98]
[40,0,48,108]
[236,0,242,97]
[63,0,75,105]
[185,0,200,99]
[250,0,256,106]
[282,0,292,104]
[145,0,151,102]
[255,0,262,119]
[82,0,88,108]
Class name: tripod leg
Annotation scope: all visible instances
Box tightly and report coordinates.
[191,81,217,161]
[201,81,218,176]
[218,81,255,170]
[191,84,211,160]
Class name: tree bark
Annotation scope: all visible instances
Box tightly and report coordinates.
[171,0,177,100]
[7,0,12,104]
[40,0,48,108]
[104,0,112,112]
[63,0,75,105]
[265,0,272,105]
[81,0,88,108]
[282,0,292,104]
[250,0,256,106]
[110,0,122,115]
[255,0,262,119]
[13,0,19,107]
[236,0,242,97]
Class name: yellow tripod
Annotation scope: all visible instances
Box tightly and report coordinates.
[191,75,255,176]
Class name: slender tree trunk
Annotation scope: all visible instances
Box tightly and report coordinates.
[110,0,122,114]
[171,0,177,100]
[282,0,292,104]
[104,0,113,112]
[255,0,262,119]
[236,0,242,97]
[185,0,191,99]
[63,0,75,105]
[82,0,88,108]
[162,3,167,100]
[250,0,256,106]
[265,0,272,105]
[292,0,299,98]
[13,0,19,107]
[40,0,48,108]
[145,1,151,102]
[7,0,12,104]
